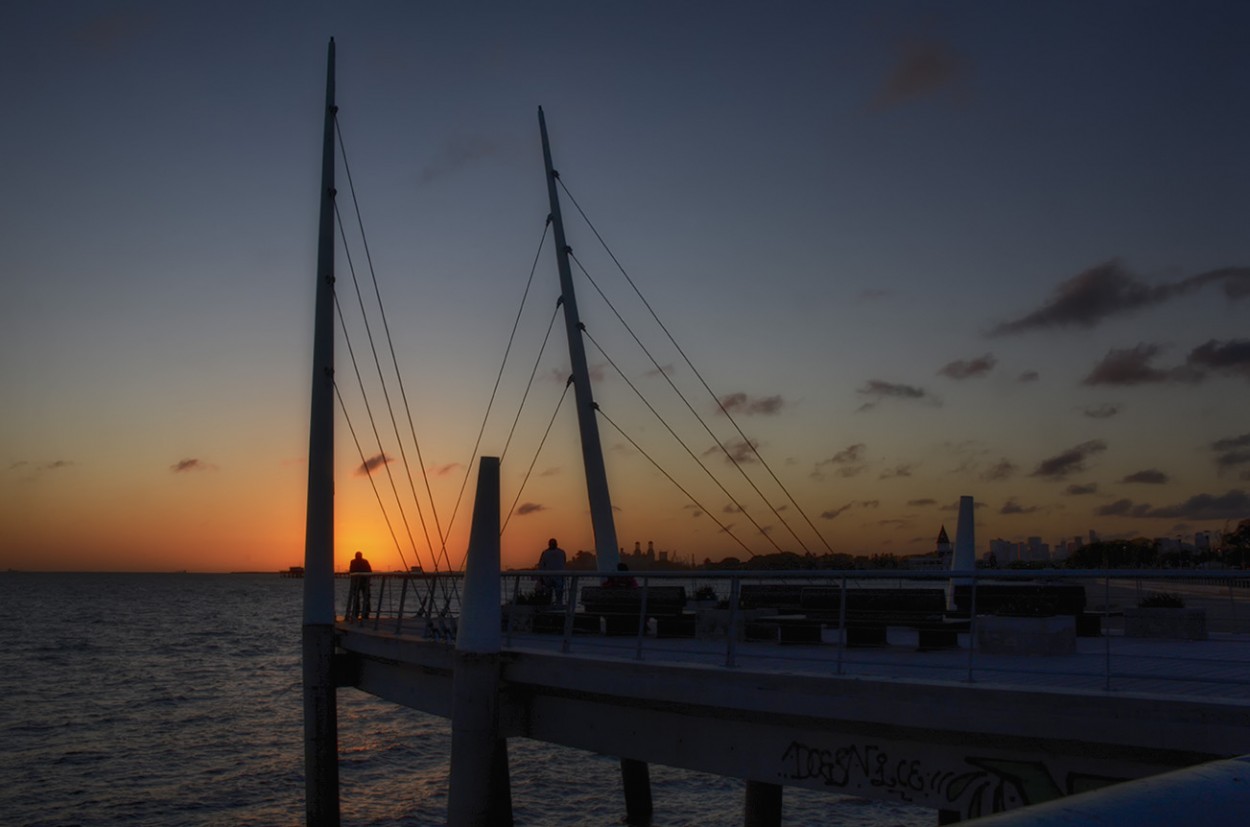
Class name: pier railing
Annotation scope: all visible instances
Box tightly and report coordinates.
[341,568,1250,697]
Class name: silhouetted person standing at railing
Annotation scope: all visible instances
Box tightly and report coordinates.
[348,550,372,621]
[537,538,567,605]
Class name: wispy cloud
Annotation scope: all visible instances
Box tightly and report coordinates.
[857,380,939,412]
[515,502,546,516]
[869,36,966,111]
[10,459,76,482]
[704,439,759,465]
[11,459,74,473]
[73,10,154,54]
[1032,440,1107,480]
[1122,469,1170,484]
[171,458,213,473]
[719,392,784,416]
[981,459,1017,482]
[1211,433,1250,476]
[989,260,1250,336]
[907,498,937,507]
[938,353,996,380]
[1096,490,1250,521]
[1018,370,1040,383]
[814,443,867,479]
[1066,483,1098,495]
[1082,404,1121,419]
[879,464,914,480]
[820,499,878,520]
[1000,498,1040,515]
[1188,339,1250,380]
[1082,344,1198,386]
[355,453,392,476]
[428,462,461,477]
[821,502,855,520]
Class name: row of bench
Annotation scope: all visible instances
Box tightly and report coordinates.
[520,582,1092,648]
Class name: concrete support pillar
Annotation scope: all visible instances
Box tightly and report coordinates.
[621,757,653,825]
[744,780,782,827]
[448,654,512,826]
[302,623,340,827]
[447,458,512,827]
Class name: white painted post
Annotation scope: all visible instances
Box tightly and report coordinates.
[448,457,512,826]
[951,495,976,576]
[948,495,976,611]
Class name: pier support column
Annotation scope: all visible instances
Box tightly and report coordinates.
[302,623,340,827]
[448,457,513,827]
[744,780,782,827]
[621,757,653,825]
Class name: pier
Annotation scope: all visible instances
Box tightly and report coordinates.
[326,557,1250,821]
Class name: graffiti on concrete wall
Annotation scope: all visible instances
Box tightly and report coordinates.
[779,740,1121,818]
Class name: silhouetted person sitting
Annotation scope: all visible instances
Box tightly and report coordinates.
[348,550,372,621]
[603,562,637,589]
[537,538,567,604]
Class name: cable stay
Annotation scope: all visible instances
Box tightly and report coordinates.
[332,207,435,574]
[332,293,414,572]
[331,379,409,568]
[439,219,553,556]
[558,178,835,556]
[499,380,573,539]
[334,117,448,575]
[500,302,562,464]
[596,408,757,560]
[582,328,777,556]
[570,249,807,556]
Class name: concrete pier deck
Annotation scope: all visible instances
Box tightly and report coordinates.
[337,616,1250,820]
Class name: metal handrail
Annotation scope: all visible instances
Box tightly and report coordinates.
[339,568,1250,696]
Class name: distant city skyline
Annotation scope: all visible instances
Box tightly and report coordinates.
[2,2,1248,572]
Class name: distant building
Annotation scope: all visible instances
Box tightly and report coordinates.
[990,538,1016,565]
[904,525,952,570]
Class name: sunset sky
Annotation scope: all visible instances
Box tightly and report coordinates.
[3,2,1248,572]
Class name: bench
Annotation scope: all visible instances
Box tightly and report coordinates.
[581,585,687,636]
[799,587,956,648]
[737,584,805,613]
[951,583,1087,617]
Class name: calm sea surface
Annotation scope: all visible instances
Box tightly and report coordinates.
[1,573,931,826]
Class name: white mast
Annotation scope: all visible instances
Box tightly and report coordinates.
[538,107,620,572]
[302,37,340,826]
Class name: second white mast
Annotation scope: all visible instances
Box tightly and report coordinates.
[538,106,620,573]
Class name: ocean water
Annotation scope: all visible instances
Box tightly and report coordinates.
[0,573,932,826]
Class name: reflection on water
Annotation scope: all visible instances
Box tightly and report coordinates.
[0,573,929,826]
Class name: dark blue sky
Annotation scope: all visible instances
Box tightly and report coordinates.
[3,2,1248,570]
